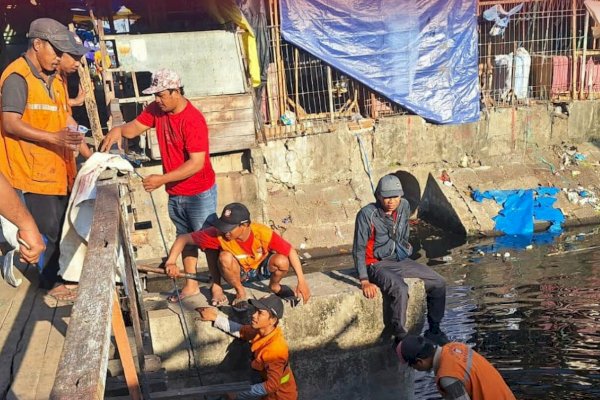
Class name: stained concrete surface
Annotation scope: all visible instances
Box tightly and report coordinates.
[147,271,425,399]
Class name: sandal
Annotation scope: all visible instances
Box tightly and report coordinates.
[48,284,79,301]
[274,285,300,307]
[274,284,296,300]
[167,289,200,303]
[232,297,250,312]
[210,295,228,308]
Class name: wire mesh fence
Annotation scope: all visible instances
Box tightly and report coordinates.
[262,0,599,141]
[478,0,596,108]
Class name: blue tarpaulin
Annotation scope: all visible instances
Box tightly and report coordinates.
[472,187,564,251]
[279,0,480,124]
[472,187,565,235]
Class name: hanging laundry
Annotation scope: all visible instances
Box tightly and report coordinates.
[584,0,600,38]
[483,3,524,36]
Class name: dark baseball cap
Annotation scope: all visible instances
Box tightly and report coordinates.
[212,203,251,233]
[249,294,284,319]
[376,174,404,198]
[28,18,87,56]
[399,335,428,364]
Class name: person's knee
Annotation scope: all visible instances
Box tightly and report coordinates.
[218,251,236,270]
[268,254,289,274]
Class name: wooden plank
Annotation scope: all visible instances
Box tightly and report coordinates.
[34,303,71,400]
[0,266,37,396]
[6,294,56,399]
[50,182,121,400]
[189,94,253,113]
[106,381,252,400]
[202,107,254,125]
[111,292,141,400]
[210,121,255,138]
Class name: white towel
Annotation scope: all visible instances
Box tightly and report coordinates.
[58,152,133,282]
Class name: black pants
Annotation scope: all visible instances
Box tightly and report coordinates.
[368,258,446,338]
[24,193,68,289]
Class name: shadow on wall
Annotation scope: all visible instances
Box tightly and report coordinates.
[393,170,421,216]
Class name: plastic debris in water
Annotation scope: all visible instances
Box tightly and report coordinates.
[442,255,453,262]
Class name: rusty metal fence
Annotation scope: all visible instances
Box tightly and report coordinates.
[261,0,407,141]
[478,0,596,108]
[262,0,598,141]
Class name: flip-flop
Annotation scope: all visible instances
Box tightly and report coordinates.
[275,284,300,307]
[274,284,297,300]
[210,295,228,308]
[49,284,79,301]
[167,290,200,303]
[232,297,250,312]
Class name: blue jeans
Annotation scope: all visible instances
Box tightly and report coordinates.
[168,184,217,235]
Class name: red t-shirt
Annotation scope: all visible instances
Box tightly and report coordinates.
[137,100,216,196]
[191,227,292,257]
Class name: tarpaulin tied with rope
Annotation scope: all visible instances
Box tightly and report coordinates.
[279,0,480,124]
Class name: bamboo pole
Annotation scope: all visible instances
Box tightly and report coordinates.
[572,0,578,100]
[294,47,300,123]
[273,0,288,135]
[580,11,590,98]
[327,66,334,123]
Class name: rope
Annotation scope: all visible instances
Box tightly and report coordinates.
[355,133,376,194]
[131,168,206,388]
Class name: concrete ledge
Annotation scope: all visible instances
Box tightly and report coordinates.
[420,142,600,235]
[147,270,425,397]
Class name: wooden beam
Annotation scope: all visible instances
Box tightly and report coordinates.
[50,181,121,400]
[111,291,142,400]
[105,381,252,400]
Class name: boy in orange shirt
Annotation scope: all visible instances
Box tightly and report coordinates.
[165,203,310,311]
[198,295,298,400]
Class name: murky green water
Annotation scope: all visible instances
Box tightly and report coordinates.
[304,225,600,399]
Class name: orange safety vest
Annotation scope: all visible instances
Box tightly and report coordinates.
[247,326,297,400]
[217,222,273,271]
[436,342,516,400]
[0,57,76,195]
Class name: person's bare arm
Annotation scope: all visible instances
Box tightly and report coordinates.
[2,112,82,148]
[288,248,311,303]
[165,233,196,277]
[142,151,205,192]
[68,84,85,107]
[100,119,149,152]
[0,174,45,263]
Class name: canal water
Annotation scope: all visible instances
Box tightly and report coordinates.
[303,223,600,399]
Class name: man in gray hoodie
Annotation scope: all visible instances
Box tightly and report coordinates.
[352,174,448,346]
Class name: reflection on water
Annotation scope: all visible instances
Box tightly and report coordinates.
[304,225,600,399]
[414,227,600,400]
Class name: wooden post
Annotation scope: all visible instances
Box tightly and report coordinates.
[50,180,121,400]
[327,66,334,123]
[294,47,300,123]
[111,291,142,400]
[68,23,104,149]
[91,12,116,128]
[580,11,590,98]
[572,0,578,100]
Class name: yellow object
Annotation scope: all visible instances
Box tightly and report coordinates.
[206,0,261,87]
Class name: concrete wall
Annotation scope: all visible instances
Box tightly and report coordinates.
[131,102,600,259]
[148,272,425,399]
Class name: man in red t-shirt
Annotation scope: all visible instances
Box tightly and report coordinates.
[101,69,217,303]
[165,203,310,311]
